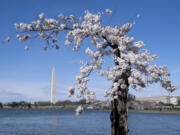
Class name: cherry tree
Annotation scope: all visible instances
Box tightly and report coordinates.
[8,9,177,135]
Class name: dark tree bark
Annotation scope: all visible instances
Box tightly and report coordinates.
[110,46,130,135]
[102,36,131,135]
[110,75,129,135]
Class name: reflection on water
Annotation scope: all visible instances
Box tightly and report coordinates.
[48,115,58,135]
[0,109,179,135]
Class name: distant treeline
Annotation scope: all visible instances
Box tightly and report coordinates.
[0,94,136,109]
[0,95,180,111]
[0,99,87,108]
[35,99,87,106]
[157,100,180,106]
[1,101,32,109]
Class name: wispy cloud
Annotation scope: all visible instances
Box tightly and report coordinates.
[0,80,74,102]
[129,84,180,98]
[0,88,27,102]
[0,78,179,103]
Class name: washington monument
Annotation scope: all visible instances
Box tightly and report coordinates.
[51,68,56,104]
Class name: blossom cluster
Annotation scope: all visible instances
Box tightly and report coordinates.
[12,9,177,114]
[75,105,84,115]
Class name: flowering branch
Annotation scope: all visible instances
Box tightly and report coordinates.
[7,9,178,115]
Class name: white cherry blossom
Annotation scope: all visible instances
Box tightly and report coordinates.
[76,105,84,115]
[10,9,177,114]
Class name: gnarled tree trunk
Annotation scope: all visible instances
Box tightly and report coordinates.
[110,46,130,135]
[110,75,129,135]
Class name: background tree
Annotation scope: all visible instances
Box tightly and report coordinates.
[7,9,177,135]
[178,99,180,106]
[0,102,3,109]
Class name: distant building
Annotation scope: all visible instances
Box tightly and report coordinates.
[51,68,56,104]
[136,96,180,105]
[170,97,178,105]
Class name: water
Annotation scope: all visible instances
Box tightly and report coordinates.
[0,109,180,135]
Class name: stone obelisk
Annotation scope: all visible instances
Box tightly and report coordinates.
[51,68,56,104]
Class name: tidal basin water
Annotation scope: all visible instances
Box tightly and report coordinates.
[0,109,180,135]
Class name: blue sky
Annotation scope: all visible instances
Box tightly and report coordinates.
[0,0,180,102]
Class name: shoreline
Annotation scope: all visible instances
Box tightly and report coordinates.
[1,108,180,114]
[128,109,180,114]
